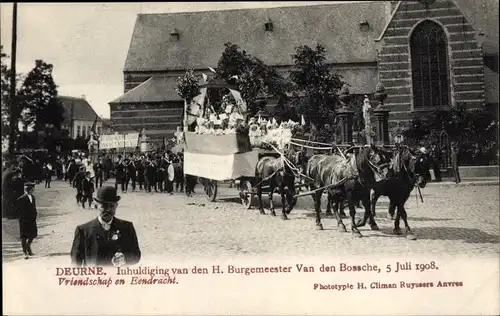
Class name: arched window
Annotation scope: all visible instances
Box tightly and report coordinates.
[410,20,450,108]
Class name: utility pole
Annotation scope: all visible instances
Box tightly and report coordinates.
[8,2,18,154]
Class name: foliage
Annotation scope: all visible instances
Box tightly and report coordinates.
[403,104,498,165]
[1,46,11,138]
[289,44,343,132]
[176,69,200,104]
[215,42,290,116]
[17,60,65,130]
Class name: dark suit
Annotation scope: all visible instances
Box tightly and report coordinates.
[17,194,38,239]
[70,217,141,267]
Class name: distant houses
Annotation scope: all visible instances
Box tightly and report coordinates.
[59,95,103,139]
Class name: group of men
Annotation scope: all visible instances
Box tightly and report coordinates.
[109,151,197,196]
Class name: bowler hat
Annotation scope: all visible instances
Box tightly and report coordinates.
[94,186,121,204]
[24,181,35,188]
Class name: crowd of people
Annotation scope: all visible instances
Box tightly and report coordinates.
[66,150,199,210]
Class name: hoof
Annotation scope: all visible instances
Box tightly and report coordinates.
[337,225,347,233]
[356,220,366,227]
[281,215,289,220]
[393,228,402,235]
[388,213,395,220]
[352,230,363,238]
[406,233,417,240]
[316,224,324,231]
[340,213,348,219]
[370,224,380,231]
[270,212,277,217]
[259,210,266,215]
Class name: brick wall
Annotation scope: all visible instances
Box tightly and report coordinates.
[110,102,184,145]
[378,0,485,128]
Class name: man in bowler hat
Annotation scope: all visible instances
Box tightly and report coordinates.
[17,181,38,259]
[70,186,141,266]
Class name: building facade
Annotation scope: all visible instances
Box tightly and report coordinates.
[59,96,103,139]
[110,0,498,145]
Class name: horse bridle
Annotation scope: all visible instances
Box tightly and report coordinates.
[402,154,420,186]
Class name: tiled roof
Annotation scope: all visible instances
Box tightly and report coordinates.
[109,76,181,103]
[59,96,101,122]
[111,65,378,105]
[124,2,388,72]
[454,0,499,55]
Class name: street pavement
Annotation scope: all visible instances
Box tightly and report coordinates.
[2,178,499,264]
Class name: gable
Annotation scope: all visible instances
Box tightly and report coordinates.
[59,96,101,121]
[375,0,489,122]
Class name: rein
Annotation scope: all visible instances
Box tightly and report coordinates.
[402,156,424,203]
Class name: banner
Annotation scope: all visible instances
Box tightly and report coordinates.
[184,150,258,180]
[100,133,140,149]
[185,132,252,155]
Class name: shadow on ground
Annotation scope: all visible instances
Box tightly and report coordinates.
[411,227,500,244]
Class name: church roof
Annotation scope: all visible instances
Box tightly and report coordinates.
[109,76,181,103]
[124,2,388,72]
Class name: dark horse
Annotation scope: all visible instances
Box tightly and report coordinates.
[367,145,431,240]
[306,144,391,237]
[255,145,306,220]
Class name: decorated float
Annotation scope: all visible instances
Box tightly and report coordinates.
[177,70,303,205]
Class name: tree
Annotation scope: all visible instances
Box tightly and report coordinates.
[403,104,498,165]
[215,43,290,116]
[17,60,65,130]
[289,44,343,141]
[1,46,11,139]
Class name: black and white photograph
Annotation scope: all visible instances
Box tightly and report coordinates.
[2,1,499,315]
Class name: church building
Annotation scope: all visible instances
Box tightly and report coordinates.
[109,0,498,146]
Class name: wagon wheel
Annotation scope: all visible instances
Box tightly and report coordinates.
[203,179,218,202]
[239,180,253,209]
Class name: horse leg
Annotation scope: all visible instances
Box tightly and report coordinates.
[269,185,276,216]
[400,204,416,240]
[257,183,265,215]
[370,190,377,217]
[339,199,347,219]
[371,191,380,219]
[388,200,397,220]
[347,190,362,238]
[357,191,379,231]
[393,201,403,236]
[314,190,324,230]
[286,180,296,215]
[280,185,288,220]
[325,194,333,216]
[331,194,347,232]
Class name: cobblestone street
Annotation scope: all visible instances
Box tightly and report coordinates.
[3,179,499,263]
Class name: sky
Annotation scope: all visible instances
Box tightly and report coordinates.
[0,1,338,119]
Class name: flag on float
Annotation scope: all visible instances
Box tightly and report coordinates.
[187,73,208,125]
[301,115,306,126]
[229,89,247,113]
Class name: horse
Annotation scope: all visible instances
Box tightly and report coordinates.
[367,145,431,240]
[255,145,304,220]
[305,144,391,237]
